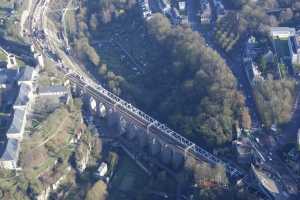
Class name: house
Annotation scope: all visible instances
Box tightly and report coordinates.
[139,0,152,20]
[244,60,263,86]
[6,108,27,140]
[199,0,212,24]
[13,83,32,109]
[270,27,300,65]
[38,85,68,97]
[96,162,108,177]
[234,137,252,164]
[270,27,296,39]
[0,139,20,169]
[158,0,171,15]
[297,129,300,151]
[178,1,186,12]
[6,54,17,69]
[17,66,36,86]
[288,33,300,65]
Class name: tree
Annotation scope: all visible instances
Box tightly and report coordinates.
[253,78,296,127]
[241,109,252,130]
[279,8,294,23]
[89,14,99,31]
[145,15,250,146]
[147,13,172,42]
[85,181,107,200]
[98,64,108,75]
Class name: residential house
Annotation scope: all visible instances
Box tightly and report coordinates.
[38,85,68,97]
[178,1,186,13]
[13,83,32,110]
[96,162,108,177]
[297,129,300,151]
[270,27,300,65]
[199,0,212,24]
[244,60,263,86]
[270,27,296,39]
[139,0,152,19]
[6,54,17,69]
[288,33,300,65]
[17,66,36,86]
[158,0,171,15]
[235,137,252,164]
[6,108,27,140]
[0,139,20,169]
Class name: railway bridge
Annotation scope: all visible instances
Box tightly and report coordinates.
[65,72,245,179]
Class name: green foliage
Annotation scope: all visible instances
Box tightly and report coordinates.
[85,180,108,200]
[74,37,100,66]
[146,14,250,146]
[214,12,240,52]
[293,64,300,74]
[253,78,296,127]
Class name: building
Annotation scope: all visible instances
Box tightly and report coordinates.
[38,85,68,96]
[0,139,20,169]
[199,0,212,24]
[288,33,300,65]
[139,0,152,20]
[158,0,171,15]
[178,1,186,12]
[13,83,32,109]
[212,0,225,19]
[270,27,296,39]
[96,162,108,177]
[270,27,300,65]
[244,60,263,85]
[17,66,36,86]
[6,108,27,140]
[251,165,289,200]
[6,54,17,69]
[297,129,300,151]
[234,137,252,164]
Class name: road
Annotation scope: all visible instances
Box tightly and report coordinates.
[23,0,245,179]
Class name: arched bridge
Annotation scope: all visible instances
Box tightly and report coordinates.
[65,72,244,179]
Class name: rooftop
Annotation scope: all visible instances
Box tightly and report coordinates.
[18,66,35,82]
[270,27,296,38]
[38,85,68,95]
[0,139,20,162]
[7,108,26,135]
[14,83,31,107]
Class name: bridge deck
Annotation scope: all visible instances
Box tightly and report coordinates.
[66,72,244,178]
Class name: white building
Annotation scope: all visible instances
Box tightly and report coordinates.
[159,0,171,15]
[271,27,300,65]
[0,139,20,169]
[17,66,37,86]
[96,162,108,177]
[288,34,300,65]
[6,108,27,140]
[270,27,296,39]
[297,129,300,151]
[13,83,33,110]
[38,85,68,97]
[178,1,186,12]
[6,54,17,69]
